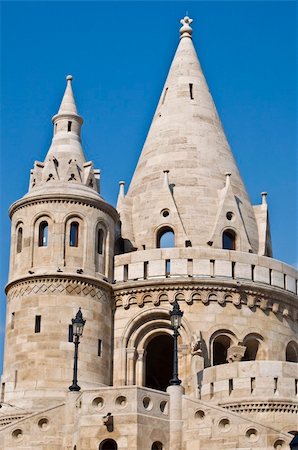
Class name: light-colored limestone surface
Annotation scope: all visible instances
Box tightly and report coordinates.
[0,15,297,450]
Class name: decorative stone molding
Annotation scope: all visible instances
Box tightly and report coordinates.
[113,282,297,320]
[220,401,298,414]
[227,345,246,362]
[6,276,112,305]
[9,194,119,222]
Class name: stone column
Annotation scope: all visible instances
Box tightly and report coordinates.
[126,348,136,385]
[167,384,185,450]
[136,349,146,385]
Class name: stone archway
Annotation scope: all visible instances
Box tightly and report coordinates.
[145,334,173,391]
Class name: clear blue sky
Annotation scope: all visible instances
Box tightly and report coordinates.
[0,1,297,373]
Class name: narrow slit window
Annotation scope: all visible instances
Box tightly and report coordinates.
[162,87,168,105]
[14,370,18,388]
[251,265,255,281]
[229,378,233,395]
[38,221,48,247]
[165,259,171,277]
[232,261,235,279]
[274,377,278,393]
[98,339,102,356]
[70,222,79,247]
[250,377,255,394]
[68,324,73,343]
[68,121,72,132]
[210,382,214,398]
[35,315,41,333]
[1,383,5,402]
[11,312,15,330]
[97,229,104,254]
[124,264,128,281]
[144,261,148,279]
[189,83,194,99]
[17,227,23,253]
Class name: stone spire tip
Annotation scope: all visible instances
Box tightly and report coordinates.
[66,75,73,81]
[180,16,193,39]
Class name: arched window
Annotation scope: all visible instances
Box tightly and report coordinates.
[97,229,104,254]
[213,335,231,366]
[38,221,48,247]
[157,227,175,248]
[70,222,79,247]
[286,341,298,362]
[99,439,117,450]
[152,442,163,450]
[222,229,236,250]
[243,338,260,361]
[17,227,23,253]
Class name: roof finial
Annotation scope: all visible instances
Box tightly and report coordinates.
[66,74,73,82]
[180,16,193,39]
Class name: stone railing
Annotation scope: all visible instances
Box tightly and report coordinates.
[114,248,297,294]
[79,385,170,419]
[199,361,298,403]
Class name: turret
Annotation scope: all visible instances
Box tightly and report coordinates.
[2,76,118,409]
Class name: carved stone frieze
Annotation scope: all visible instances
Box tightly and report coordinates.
[6,277,112,305]
[113,282,297,320]
[220,401,298,414]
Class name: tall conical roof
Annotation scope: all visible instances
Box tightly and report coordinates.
[118,17,259,253]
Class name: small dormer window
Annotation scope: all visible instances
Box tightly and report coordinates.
[222,229,236,250]
[157,227,175,248]
[68,121,72,132]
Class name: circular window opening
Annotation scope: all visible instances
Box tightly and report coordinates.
[226,211,234,221]
[161,209,170,218]
[38,418,49,430]
[274,440,286,450]
[115,395,127,408]
[143,396,153,410]
[195,410,205,420]
[160,400,168,415]
[246,428,258,442]
[12,429,23,440]
[92,396,104,409]
[218,418,230,431]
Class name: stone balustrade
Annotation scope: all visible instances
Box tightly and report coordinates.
[199,361,298,404]
[114,248,297,294]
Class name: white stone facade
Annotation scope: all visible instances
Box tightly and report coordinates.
[0,16,297,450]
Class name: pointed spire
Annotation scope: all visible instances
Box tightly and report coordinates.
[58,75,78,115]
[121,15,260,253]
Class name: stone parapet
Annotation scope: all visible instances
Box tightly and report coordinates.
[199,361,298,403]
[114,248,297,295]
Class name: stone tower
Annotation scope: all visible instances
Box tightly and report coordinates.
[2,76,118,409]
[0,16,297,450]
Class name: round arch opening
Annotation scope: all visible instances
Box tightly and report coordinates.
[145,334,173,391]
[99,439,117,450]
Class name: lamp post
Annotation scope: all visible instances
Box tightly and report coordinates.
[69,308,86,392]
[290,434,298,450]
[169,300,184,385]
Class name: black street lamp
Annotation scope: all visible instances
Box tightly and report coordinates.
[290,434,298,450]
[69,308,86,392]
[169,300,184,386]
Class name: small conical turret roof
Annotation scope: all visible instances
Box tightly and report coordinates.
[24,76,102,202]
[57,75,79,115]
[119,17,259,253]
